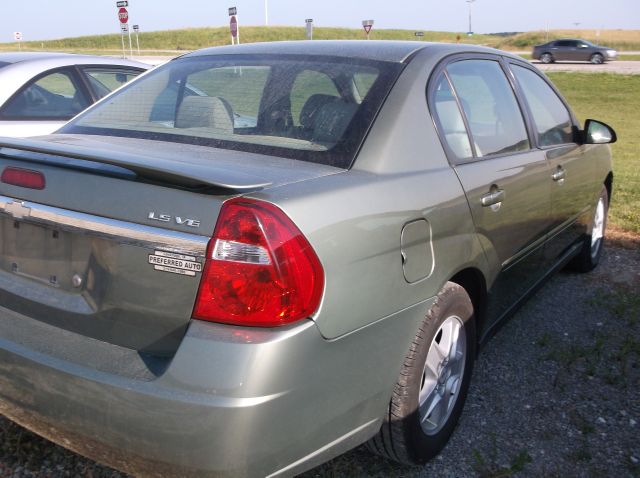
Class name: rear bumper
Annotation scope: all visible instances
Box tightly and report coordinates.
[0,299,432,477]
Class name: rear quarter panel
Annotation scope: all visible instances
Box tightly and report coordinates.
[253,47,491,340]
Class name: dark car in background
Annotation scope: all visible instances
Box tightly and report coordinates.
[532,39,618,64]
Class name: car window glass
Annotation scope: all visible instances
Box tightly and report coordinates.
[83,69,141,99]
[290,70,340,126]
[431,73,473,160]
[446,59,530,157]
[187,66,270,127]
[352,71,377,103]
[2,70,90,119]
[511,65,574,146]
[67,56,395,168]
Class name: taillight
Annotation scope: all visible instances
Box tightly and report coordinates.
[193,198,324,327]
[1,167,46,190]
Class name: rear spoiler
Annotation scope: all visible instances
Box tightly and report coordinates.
[0,137,272,192]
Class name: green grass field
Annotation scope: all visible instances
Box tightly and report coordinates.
[0,27,498,53]
[1,27,639,54]
[548,73,640,234]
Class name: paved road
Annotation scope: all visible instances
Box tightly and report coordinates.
[534,60,640,74]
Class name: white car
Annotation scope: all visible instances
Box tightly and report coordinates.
[0,52,147,137]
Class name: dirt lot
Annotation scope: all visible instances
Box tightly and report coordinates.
[1,241,639,477]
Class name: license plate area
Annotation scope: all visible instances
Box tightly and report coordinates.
[0,217,89,290]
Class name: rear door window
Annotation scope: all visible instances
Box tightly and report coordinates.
[431,73,473,160]
[511,64,574,147]
[82,68,143,99]
[445,59,530,157]
[1,69,90,120]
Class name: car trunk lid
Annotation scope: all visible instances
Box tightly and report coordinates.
[0,134,342,359]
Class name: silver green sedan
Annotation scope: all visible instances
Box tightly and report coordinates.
[0,41,615,477]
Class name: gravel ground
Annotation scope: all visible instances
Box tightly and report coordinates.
[1,244,639,478]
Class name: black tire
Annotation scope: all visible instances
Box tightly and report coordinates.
[540,52,554,64]
[569,186,609,272]
[590,53,604,64]
[367,282,476,465]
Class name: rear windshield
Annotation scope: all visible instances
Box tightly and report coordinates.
[62,54,403,168]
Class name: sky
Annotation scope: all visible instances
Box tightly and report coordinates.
[3,0,639,42]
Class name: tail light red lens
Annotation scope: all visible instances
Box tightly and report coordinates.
[1,167,46,190]
[193,198,324,327]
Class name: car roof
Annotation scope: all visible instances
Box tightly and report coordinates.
[185,40,434,63]
[184,40,520,66]
[0,52,148,69]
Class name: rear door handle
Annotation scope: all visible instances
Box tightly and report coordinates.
[481,189,505,207]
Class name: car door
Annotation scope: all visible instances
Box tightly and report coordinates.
[575,41,592,61]
[429,56,552,335]
[0,66,91,137]
[565,40,583,61]
[509,62,593,262]
[551,40,573,61]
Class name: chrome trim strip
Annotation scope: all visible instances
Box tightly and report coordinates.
[0,195,209,257]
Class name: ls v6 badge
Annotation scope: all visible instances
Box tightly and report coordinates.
[148,212,201,228]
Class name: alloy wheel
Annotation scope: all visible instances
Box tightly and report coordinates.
[418,315,467,435]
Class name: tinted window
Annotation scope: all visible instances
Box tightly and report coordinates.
[431,74,473,160]
[83,68,142,99]
[63,55,402,168]
[188,65,269,128]
[511,65,574,146]
[446,59,530,157]
[1,69,90,119]
[290,70,340,127]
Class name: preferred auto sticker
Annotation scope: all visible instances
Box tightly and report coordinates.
[148,250,203,277]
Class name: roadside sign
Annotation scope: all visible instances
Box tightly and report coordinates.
[305,18,313,40]
[133,24,139,32]
[230,16,238,38]
[415,31,424,37]
[228,7,237,16]
[118,7,129,24]
[116,3,132,59]
[13,32,22,41]
[362,19,374,39]
[229,12,240,45]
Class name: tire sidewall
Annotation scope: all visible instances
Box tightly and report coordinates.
[588,187,609,266]
[402,284,476,463]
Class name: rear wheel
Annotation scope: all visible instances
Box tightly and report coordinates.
[569,186,608,272]
[540,52,554,64]
[590,53,604,64]
[368,282,476,465]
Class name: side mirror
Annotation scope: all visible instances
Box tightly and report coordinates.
[583,119,616,144]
